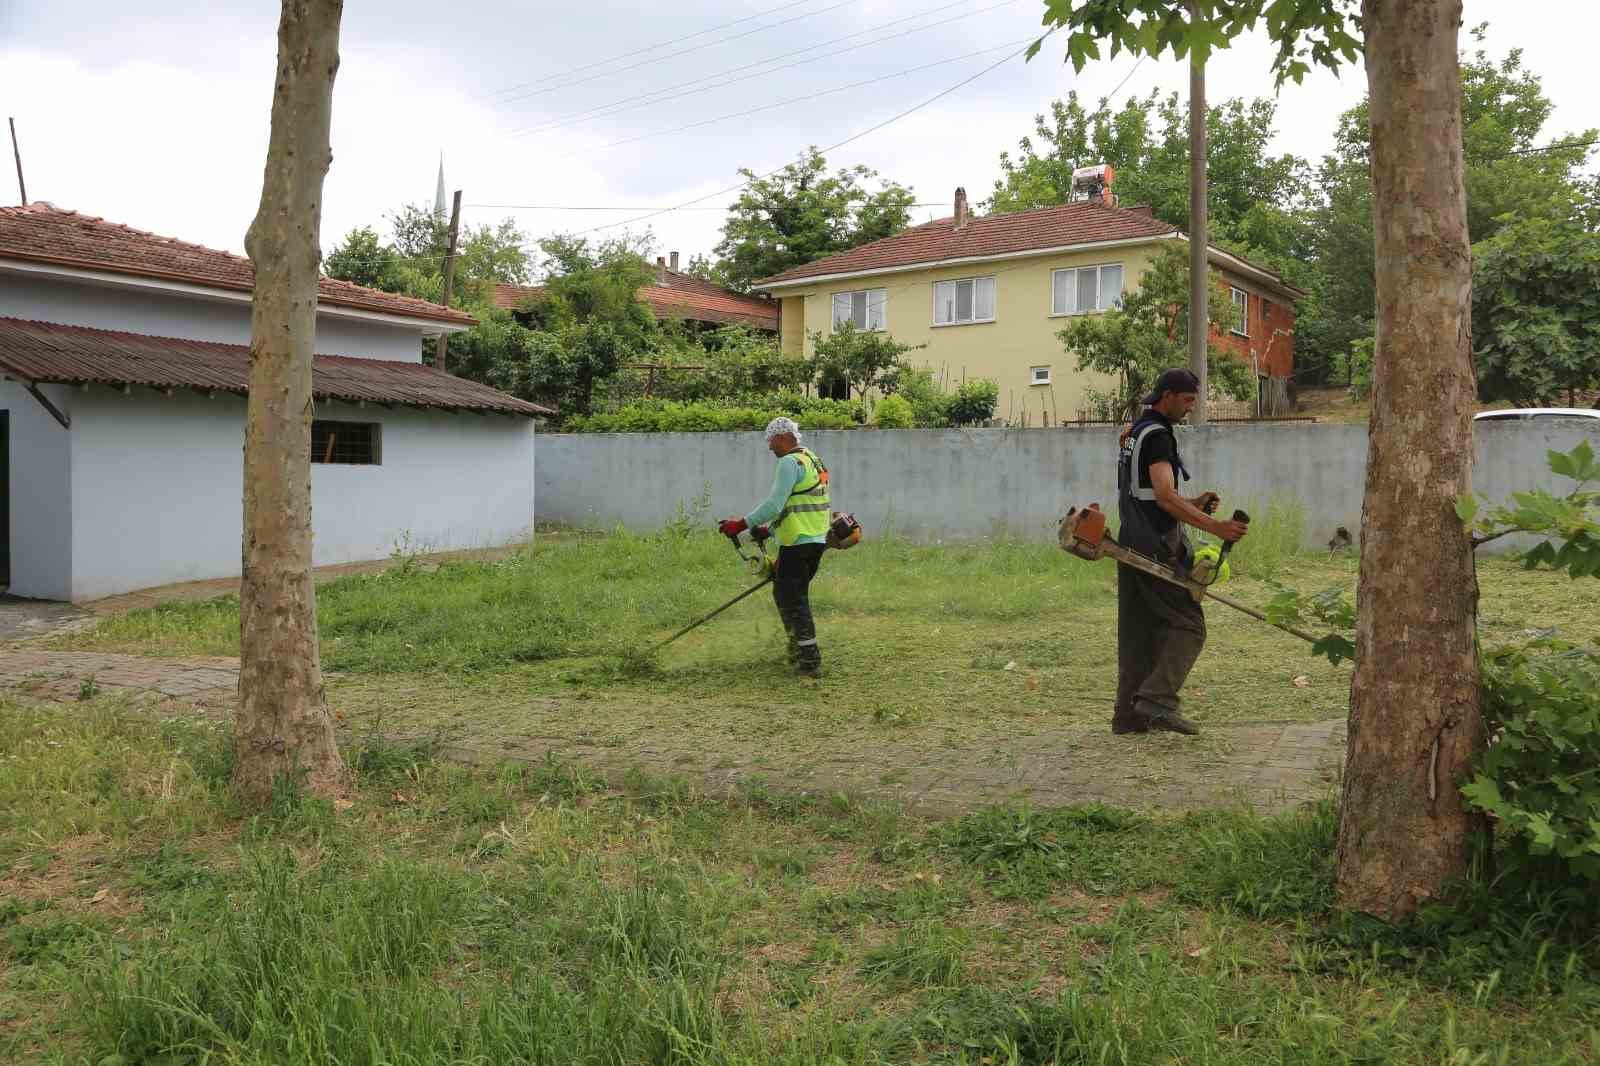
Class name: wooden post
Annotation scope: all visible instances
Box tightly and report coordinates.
[433,188,462,372]
[1187,0,1208,425]
[8,117,25,205]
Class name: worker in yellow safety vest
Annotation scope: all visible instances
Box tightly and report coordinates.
[718,417,830,677]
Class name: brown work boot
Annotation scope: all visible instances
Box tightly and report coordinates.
[1111,710,1149,735]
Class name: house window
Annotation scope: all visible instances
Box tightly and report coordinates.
[831,288,887,331]
[1230,287,1249,336]
[312,420,381,465]
[933,276,996,325]
[1030,365,1051,386]
[1262,298,1272,322]
[1051,263,1124,315]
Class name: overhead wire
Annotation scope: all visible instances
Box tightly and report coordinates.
[495,0,859,105]
[505,0,1022,137]
[489,0,824,98]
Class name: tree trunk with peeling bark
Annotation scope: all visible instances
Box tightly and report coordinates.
[235,0,348,805]
[1336,0,1484,920]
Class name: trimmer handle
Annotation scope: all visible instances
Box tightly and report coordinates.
[1218,509,1250,560]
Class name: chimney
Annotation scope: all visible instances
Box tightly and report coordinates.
[1126,203,1153,217]
[655,255,666,283]
[669,251,680,272]
[953,186,970,230]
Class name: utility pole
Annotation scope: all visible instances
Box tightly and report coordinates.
[1187,1,1208,426]
[433,189,462,372]
[8,118,26,206]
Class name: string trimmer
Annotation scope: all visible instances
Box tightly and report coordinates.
[648,513,864,653]
[1057,504,1318,644]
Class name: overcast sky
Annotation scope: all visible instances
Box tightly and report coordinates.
[3,1,1597,277]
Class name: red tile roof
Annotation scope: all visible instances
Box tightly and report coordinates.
[754,200,1182,287]
[0,317,548,416]
[493,268,778,330]
[0,203,477,327]
[749,201,1304,303]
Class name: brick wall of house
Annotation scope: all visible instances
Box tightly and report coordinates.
[1211,273,1296,379]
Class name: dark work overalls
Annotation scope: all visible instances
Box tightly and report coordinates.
[1114,413,1207,729]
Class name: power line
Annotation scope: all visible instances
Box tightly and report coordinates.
[1504,137,1599,156]
[578,29,1058,236]
[497,0,858,105]
[466,202,953,211]
[553,37,1034,161]
[507,0,1021,138]
[490,0,822,98]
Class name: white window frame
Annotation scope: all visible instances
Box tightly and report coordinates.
[932,275,997,327]
[1050,263,1125,317]
[831,287,887,332]
[1030,365,1052,387]
[1230,287,1250,337]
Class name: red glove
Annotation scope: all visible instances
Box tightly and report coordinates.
[718,517,747,537]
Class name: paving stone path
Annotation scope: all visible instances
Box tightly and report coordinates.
[0,647,1346,815]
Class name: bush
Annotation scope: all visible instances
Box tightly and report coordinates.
[872,394,914,429]
[566,397,859,433]
[1463,639,1600,884]
[886,367,953,427]
[948,379,999,425]
[1331,336,1374,399]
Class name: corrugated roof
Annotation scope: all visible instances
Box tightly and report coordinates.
[493,267,778,330]
[0,203,478,327]
[0,317,549,416]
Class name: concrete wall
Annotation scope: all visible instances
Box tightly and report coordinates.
[0,273,427,362]
[0,381,73,599]
[45,390,534,602]
[534,420,1600,550]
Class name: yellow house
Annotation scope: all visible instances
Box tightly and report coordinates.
[752,189,1305,424]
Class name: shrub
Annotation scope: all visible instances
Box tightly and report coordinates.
[872,394,914,429]
[889,367,954,427]
[948,379,999,425]
[565,397,858,433]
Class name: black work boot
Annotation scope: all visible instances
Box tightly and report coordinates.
[795,640,822,678]
[1111,709,1150,735]
[1134,699,1200,736]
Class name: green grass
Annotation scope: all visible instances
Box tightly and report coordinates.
[2,697,1597,1063]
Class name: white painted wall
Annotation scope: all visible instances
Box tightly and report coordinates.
[63,389,534,601]
[0,272,428,362]
[1,380,73,600]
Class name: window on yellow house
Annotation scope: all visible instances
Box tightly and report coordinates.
[831,288,886,331]
[933,276,996,325]
[1051,263,1124,315]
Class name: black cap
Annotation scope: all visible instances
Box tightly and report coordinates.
[1141,367,1201,406]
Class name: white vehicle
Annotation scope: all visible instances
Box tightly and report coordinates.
[1474,408,1600,422]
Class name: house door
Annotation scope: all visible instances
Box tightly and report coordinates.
[1,411,9,587]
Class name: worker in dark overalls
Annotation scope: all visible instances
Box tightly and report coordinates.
[1114,368,1250,735]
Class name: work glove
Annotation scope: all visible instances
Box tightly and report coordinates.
[751,524,772,543]
[718,517,748,537]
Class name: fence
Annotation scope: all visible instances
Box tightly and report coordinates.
[535,420,1600,551]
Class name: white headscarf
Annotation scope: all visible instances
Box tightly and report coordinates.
[764,416,801,443]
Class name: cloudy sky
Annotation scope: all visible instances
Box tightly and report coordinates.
[3,1,1597,277]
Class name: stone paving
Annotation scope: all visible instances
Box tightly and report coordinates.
[0,645,1347,816]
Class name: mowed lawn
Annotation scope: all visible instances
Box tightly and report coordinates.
[55,519,1599,758]
[1,699,1597,1064]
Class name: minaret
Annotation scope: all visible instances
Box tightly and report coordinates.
[433,154,446,218]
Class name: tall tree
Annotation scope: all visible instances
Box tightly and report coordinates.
[236,0,348,805]
[1034,0,1486,921]
[711,147,916,291]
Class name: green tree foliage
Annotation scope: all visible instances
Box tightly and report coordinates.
[947,379,1000,426]
[1056,244,1255,419]
[1472,215,1600,408]
[989,89,1311,266]
[710,147,916,292]
[808,323,922,402]
[872,393,914,429]
[1304,27,1600,379]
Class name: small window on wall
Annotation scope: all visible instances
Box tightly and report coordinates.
[1230,287,1249,336]
[1030,366,1051,386]
[312,420,381,465]
[933,276,996,325]
[831,288,887,331]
